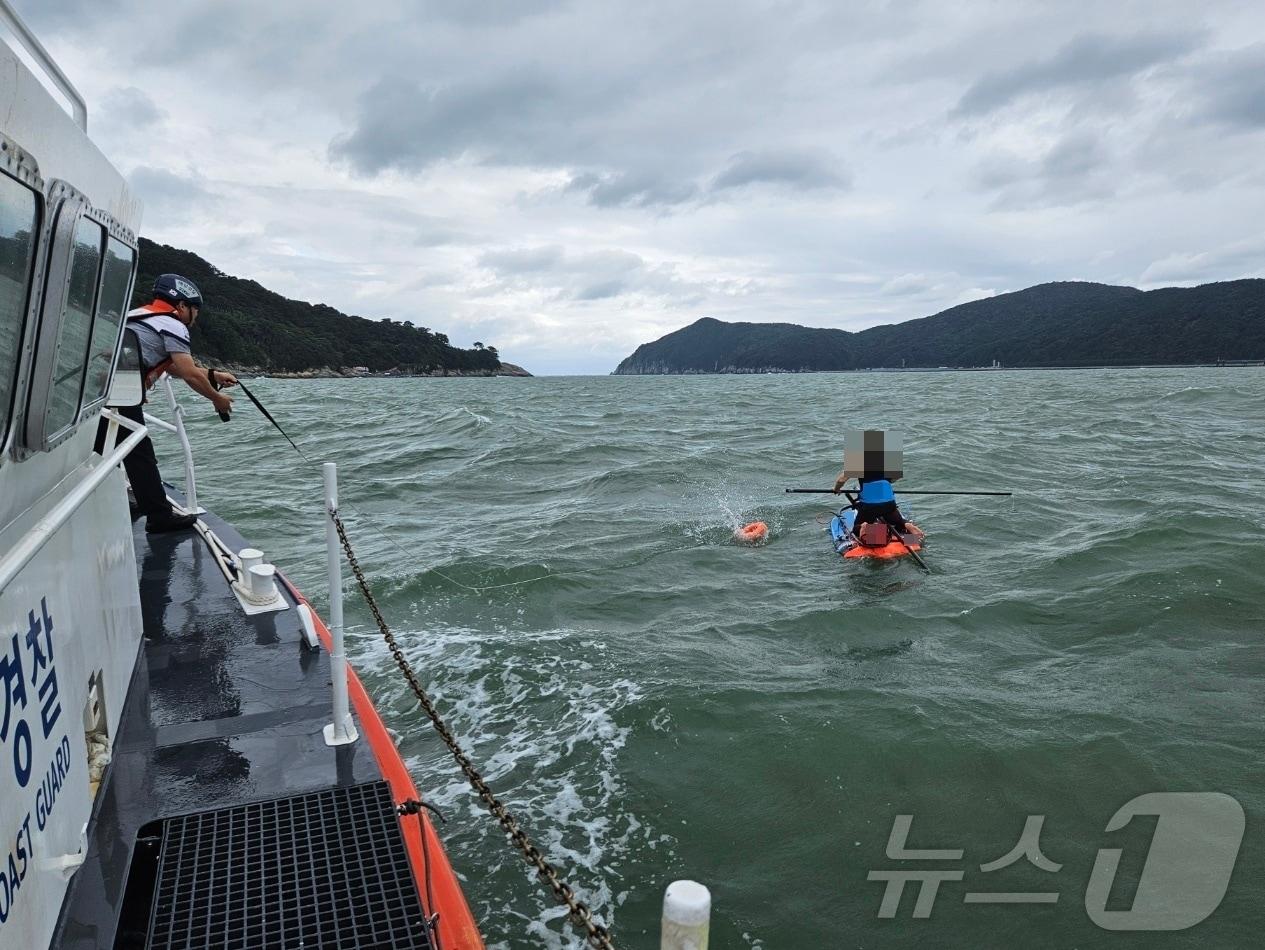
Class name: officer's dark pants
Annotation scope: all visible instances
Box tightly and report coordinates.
[94,403,171,518]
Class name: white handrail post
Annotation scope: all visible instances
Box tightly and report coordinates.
[160,375,200,513]
[661,880,710,950]
[103,412,119,454]
[322,462,358,746]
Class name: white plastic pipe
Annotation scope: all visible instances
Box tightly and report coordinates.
[661,880,710,950]
[322,462,357,746]
[140,412,177,434]
[160,375,199,512]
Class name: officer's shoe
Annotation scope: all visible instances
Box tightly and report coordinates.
[146,511,198,533]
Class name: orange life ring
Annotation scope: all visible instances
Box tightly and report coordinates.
[735,521,768,543]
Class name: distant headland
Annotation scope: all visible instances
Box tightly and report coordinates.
[135,238,530,377]
[612,280,1265,375]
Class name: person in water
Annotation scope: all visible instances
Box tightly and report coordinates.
[832,472,925,541]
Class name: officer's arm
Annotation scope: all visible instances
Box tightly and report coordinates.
[169,352,229,408]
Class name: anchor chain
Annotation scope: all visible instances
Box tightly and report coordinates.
[331,509,616,950]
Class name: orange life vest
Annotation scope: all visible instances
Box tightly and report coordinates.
[126,300,189,389]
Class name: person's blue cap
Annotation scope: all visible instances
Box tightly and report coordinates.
[153,273,203,308]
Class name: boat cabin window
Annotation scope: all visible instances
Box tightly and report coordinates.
[0,170,40,453]
[43,214,105,435]
[24,191,137,453]
[82,237,135,409]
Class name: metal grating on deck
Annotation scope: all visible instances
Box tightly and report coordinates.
[146,781,433,949]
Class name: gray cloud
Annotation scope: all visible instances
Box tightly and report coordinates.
[1041,131,1109,181]
[12,0,113,33]
[128,167,218,216]
[563,149,847,210]
[330,72,566,174]
[880,273,934,296]
[476,245,718,304]
[478,245,565,274]
[100,87,164,129]
[575,279,627,300]
[321,4,852,198]
[414,227,461,248]
[1140,235,1265,285]
[1185,43,1265,129]
[954,31,1199,116]
[414,0,561,27]
[711,149,850,192]
[972,130,1114,208]
[568,171,699,209]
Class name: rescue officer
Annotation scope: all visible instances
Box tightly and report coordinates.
[96,274,236,532]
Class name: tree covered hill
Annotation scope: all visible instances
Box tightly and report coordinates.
[613,280,1265,373]
[134,238,505,375]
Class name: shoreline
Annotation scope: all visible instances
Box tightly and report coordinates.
[219,361,533,379]
[611,361,1265,376]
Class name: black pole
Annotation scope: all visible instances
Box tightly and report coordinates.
[785,488,1011,496]
[893,530,931,572]
[235,378,307,457]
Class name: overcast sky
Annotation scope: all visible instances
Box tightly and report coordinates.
[14,0,1265,373]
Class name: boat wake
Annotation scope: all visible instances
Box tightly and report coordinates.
[350,625,667,949]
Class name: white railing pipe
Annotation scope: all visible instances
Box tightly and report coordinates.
[661,880,711,950]
[141,412,177,434]
[159,375,199,512]
[0,409,146,594]
[322,462,358,746]
[0,0,88,130]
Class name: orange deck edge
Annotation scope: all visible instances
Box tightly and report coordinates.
[284,576,486,950]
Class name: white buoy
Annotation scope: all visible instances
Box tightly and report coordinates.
[661,880,710,950]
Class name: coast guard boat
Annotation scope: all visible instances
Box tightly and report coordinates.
[0,4,482,947]
[0,6,716,946]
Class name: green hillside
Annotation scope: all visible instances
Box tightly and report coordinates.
[134,238,502,374]
[613,280,1265,373]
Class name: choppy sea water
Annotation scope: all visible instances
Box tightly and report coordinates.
[153,368,1265,949]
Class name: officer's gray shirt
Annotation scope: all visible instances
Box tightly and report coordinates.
[132,320,191,370]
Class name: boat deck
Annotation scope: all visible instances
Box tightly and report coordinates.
[53,503,433,949]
